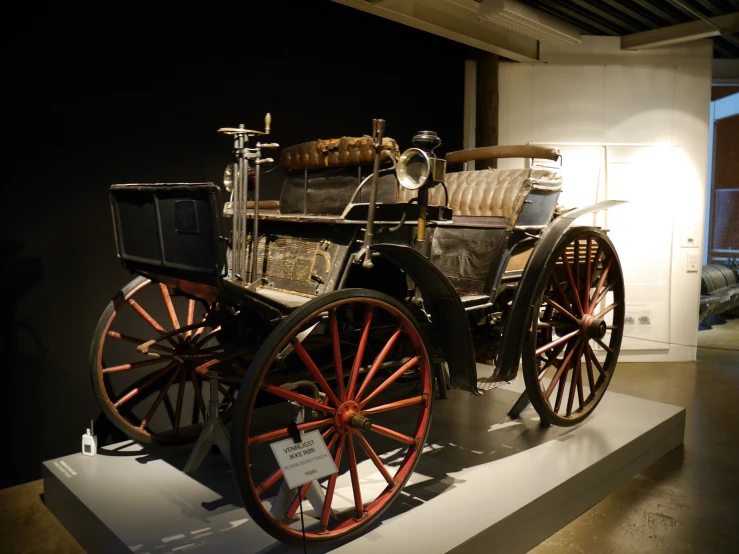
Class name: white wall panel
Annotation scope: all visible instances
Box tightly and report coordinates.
[498,39,713,362]
[603,65,677,144]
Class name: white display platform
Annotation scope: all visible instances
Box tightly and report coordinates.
[43,374,685,554]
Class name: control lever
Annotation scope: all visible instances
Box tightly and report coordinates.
[255,158,274,165]
[259,143,280,149]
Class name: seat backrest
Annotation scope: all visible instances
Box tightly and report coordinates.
[398,167,561,220]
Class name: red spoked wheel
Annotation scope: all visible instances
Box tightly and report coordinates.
[231,288,433,547]
[90,276,244,444]
[522,227,624,427]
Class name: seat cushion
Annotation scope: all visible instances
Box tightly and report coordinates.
[399,167,561,219]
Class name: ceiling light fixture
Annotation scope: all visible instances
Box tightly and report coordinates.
[478,0,583,47]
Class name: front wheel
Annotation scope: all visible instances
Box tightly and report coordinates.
[522,227,625,427]
[231,289,433,547]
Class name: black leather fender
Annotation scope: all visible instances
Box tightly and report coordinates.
[371,243,479,393]
[496,200,627,381]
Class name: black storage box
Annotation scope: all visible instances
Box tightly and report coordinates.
[109,183,225,284]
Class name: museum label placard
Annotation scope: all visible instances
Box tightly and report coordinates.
[269,430,338,489]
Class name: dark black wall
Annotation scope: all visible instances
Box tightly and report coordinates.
[3,3,466,487]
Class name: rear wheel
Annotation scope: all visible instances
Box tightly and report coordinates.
[232,288,433,547]
[90,276,244,444]
[522,228,624,427]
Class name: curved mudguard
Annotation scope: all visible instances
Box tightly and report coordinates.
[371,243,479,393]
[496,200,627,381]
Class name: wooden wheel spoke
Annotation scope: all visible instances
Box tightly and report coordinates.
[283,482,314,523]
[113,361,177,408]
[576,345,585,410]
[535,329,579,357]
[347,308,374,399]
[536,322,571,329]
[542,296,580,325]
[574,239,580,297]
[369,424,416,445]
[194,346,251,376]
[594,338,614,354]
[186,299,195,337]
[561,251,584,317]
[593,303,618,320]
[589,257,613,314]
[584,344,596,393]
[320,435,346,530]
[256,468,284,497]
[291,339,340,407]
[330,309,347,402]
[139,365,182,430]
[584,237,592,310]
[247,417,334,446]
[359,356,420,408]
[544,340,580,400]
[195,325,221,348]
[346,435,364,518]
[550,276,573,314]
[355,432,394,486]
[173,366,187,433]
[102,357,172,374]
[259,383,336,415]
[590,283,614,313]
[159,284,182,336]
[355,327,403,402]
[554,365,568,414]
[587,344,606,376]
[106,331,174,354]
[566,345,581,416]
[362,395,426,415]
[537,342,567,381]
[127,298,167,336]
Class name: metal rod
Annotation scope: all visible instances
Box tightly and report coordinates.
[252,149,261,283]
[416,188,428,242]
[361,119,385,265]
[240,144,249,283]
[303,169,308,215]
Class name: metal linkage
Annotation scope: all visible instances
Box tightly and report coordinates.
[218,114,277,287]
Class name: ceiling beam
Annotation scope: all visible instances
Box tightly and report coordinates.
[566,0,641,34]
[622,12,739,50]
[629,0,683,25]
[599,0,663,29]
[536,0,623,35]
[331,0,539,62]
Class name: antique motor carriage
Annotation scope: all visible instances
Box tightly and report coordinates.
[91,115,625,546]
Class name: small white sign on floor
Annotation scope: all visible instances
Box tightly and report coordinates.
[270,430,338,489]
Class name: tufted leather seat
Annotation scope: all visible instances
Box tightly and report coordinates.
[398,167,561,220]
[280,136,400,171]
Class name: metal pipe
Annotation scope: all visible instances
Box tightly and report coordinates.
[239,144,248,283]
[361,119,385,264]
[252,151,261,283]
[416,188,428,242]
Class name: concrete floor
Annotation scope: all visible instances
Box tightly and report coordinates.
[1,317,737,554]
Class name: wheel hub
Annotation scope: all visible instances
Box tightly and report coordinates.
[335,401,371,434]
[581,314,606,340]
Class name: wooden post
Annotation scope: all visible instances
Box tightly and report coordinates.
[475,52,499,170]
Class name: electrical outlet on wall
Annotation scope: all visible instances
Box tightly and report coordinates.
[686,253,700,273]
